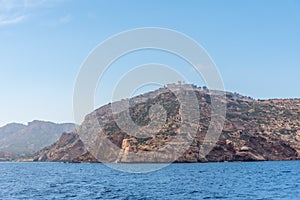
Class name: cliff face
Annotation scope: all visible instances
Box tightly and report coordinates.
[35,84,300,163]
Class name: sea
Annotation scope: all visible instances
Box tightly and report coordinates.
[0,161,299,199]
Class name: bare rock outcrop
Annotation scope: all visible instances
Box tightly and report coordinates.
[34,84,300,163]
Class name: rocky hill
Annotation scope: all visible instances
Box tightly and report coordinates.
[0,120,76,160]
[34,84,300,163]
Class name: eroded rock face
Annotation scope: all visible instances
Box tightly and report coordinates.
[34,133,97,162]
[34,84,300,163]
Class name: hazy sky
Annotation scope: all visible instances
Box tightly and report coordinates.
[0,0,300,126]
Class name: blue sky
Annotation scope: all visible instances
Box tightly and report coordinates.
[0,0,300,126]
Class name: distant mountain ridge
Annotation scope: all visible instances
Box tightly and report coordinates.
[35,84,300,163]
[0,120,76,160]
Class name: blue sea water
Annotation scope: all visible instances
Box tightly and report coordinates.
[0,161,299,199]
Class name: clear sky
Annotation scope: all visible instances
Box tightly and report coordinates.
[0,0,300,126]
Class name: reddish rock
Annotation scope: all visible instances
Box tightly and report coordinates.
[34,84,300,163]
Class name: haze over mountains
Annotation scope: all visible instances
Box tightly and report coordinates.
[34,84,300,163]
[0,120,76,160]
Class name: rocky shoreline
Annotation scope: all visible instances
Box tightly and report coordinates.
[33,84,300,163]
